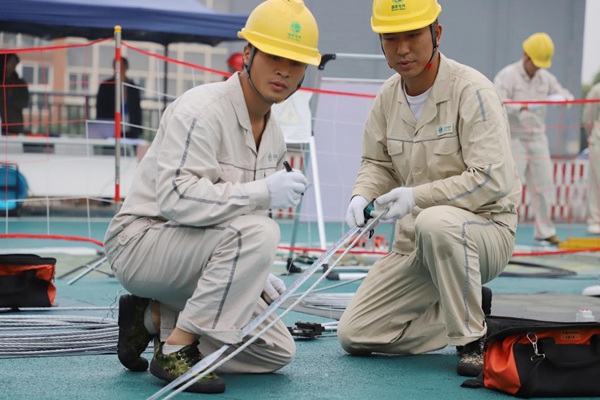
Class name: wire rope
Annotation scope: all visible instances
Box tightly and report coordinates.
[0,313,119,358]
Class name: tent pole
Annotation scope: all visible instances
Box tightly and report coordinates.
[113,25,123,207]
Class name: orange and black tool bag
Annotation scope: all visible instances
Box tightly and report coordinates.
[462,315,600,398]
[0,254,56,308]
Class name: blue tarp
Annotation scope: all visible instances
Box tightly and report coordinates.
[0,0,248,46]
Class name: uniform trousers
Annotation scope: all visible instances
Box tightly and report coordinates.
[338,205,514,355]
[511,131,556,239]
[107,214,295,373]
[587,141,600,226]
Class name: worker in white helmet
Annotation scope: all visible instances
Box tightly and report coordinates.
[338,0,521,378]
[103,0,320,394]
[494,32,574,246]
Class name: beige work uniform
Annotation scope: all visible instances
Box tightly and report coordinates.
[494,60,572,239]
[583,83,600,227]
[338,55,521,354]
[104,74,295,373]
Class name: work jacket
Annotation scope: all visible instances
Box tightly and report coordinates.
[105,74,286,250]
[353,54,521,254]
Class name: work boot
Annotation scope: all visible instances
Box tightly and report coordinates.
[150,341,226,394]
[457,337,484,377]
[118,294,154,371]
[535,235,561,246]
[481,286,492,316]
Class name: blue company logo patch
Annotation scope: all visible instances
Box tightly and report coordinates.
[437,124,453,135]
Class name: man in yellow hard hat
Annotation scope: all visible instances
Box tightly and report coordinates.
[103,0,320,393]
[580,82,600,297]
[583,81,600,235]
[494,33,574,246]
[338,0,521,377]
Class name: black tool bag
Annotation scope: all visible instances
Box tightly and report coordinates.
[0,254,57,308]
[462,315,600,398]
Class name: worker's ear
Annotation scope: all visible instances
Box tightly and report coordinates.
[243,44,252,70]
[434,23,442,47]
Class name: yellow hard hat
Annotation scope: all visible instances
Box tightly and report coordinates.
[238,0,321,66]
[523,32,554,68]
[371,0,442,34]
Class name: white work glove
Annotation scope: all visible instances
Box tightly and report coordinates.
[547,93,567,102]
[265,169,307,209]
[345,195,370,228]
[371,187,415,221]
[262,273,286,304]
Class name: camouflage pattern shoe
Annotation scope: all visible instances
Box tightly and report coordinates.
[457,337,484,377]
[118,294,154,371]
[150,341,226,394]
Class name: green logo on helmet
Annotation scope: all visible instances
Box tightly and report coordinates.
[288,21,302,41]
[391,0,406,10]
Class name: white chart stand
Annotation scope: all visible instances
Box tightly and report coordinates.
[283,53,389,276]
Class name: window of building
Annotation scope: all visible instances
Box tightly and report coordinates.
[68,47,93,68]
[1,33,18,47]
[68,72,90,93]
[21,64,51,90]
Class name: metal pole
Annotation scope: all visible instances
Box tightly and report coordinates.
[113,26,122,206]
[285,52,388,271]
[284,55,336,272]
[285,144,309,273]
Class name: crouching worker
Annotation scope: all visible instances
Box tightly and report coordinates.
[338,0,521,378]
[103,0,321,393]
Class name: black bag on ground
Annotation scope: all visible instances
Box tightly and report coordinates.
[462,315,600,398]
[0,254,57,308]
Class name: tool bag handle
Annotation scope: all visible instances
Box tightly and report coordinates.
[541,335,600,369]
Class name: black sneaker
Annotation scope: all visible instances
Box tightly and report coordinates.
[118,294,154,371]
[457,337,484,377]
[150,341,226,394]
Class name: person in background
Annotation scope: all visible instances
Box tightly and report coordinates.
[494,33,574,246]
[338,0,521,378]
[222,52,243,82]
[0,53,29,135]
[583,81,600,235]
[96,57,142,139]
[227,52,244,74]
[103,0,320,394]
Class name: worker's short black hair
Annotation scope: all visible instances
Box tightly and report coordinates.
[5,53,19,64]
[113,57,129,69]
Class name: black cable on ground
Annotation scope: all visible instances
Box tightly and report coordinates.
[501,260,578,278]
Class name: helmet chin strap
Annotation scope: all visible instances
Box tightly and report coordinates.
[244,46,304,105]
[424,23,438,70]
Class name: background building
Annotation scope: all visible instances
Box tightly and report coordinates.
[1,0,587,155]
